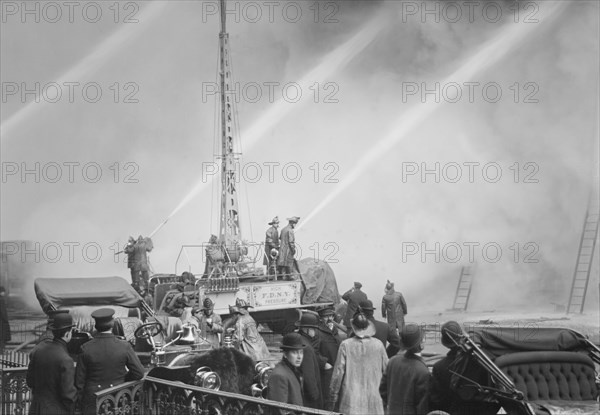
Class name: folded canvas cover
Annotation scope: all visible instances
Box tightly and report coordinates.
[297,258,341,305]
[469,326,589,357]
[35,277,142,314]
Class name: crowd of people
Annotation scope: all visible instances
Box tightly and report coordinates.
[265,281,485,415]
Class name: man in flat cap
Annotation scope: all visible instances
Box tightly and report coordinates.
[27,312,77,415]
[341,282,367,330]
[264,216,280,278]
[75,308,145,415]
[277,216,300,280]
[317,307,342,404]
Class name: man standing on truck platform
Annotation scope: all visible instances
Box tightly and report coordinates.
[75,308,145,415]
[277,216,299,280]
[264,216,280,278]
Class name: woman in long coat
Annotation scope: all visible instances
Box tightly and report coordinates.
[327,312,388,414]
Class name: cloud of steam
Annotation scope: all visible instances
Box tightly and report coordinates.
[1,1,598,315]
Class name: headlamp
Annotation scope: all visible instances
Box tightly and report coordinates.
[255,362,272,388]
[195,366,221,390]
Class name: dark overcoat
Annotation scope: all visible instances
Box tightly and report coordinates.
[317,323,341,403]
[381,290,407,330]
[298,332,323,409]
[266,359,304,411]
[276,225,295,268]
[263,226,280,266]
[26,338,77,415]
[0,295,10,343]
[371,317,402,357]
[379,352,430,415]
[341,288,367,328]
[75,333,145,415]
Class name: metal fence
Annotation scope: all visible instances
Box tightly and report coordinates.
[2,368,341,415]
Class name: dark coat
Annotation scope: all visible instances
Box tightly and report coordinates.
[341,288,367,328]
[75,333,145,415]
[298,332,323,409]
[370,317,402,357]
[317,322,341,403]
[263,225,280,266]
[277,225,296,268]
[430,348,460,412]
[381,290,407,330]
[26,338,77,415]
[267,359,304,411]
[380,352,430,415]
[0,295,10,343]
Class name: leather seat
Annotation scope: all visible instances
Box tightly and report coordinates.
[495,351,598,402]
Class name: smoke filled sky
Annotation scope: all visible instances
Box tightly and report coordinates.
[1,1,598,312]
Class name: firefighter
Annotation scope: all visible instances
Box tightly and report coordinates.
[193,298,223,348]
[264,216,280,278]
[277,216,299,279]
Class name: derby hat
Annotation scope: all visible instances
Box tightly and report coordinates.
[268,216,280,225]
[357,300,375,311]
[295,312,319,328]
[50,312,74,331]
[401,323,424,351]
[351,312,375,338]
[280,332,306,350]
[286,216,300,223]
[441,321,462,349]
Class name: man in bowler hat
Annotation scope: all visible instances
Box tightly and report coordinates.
[27,312,77,415]
[267,332,306,412]
[75,308,145,415]
[380,323,430,415]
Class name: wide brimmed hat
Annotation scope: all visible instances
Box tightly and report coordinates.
[351,313,375,338]
[229,305,242,315]
[50,313,74,331]
[295,312,319,328]
[441,321,462,349]
[401,323,424,351]
[268,216,280,225]
[286,216,300,223]
[235,298,253,309]
[280,333,306,350]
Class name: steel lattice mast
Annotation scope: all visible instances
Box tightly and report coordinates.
[218,0,241,250]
